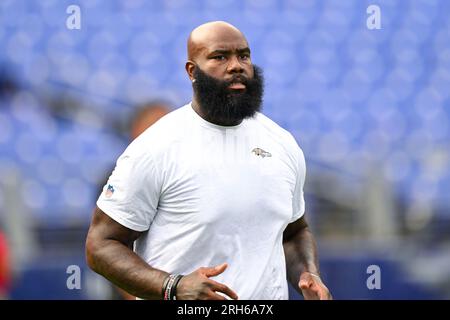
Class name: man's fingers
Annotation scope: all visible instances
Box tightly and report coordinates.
[209,291,228,300]
[208,279,239,300]
[298,273,332,300]
[301,286,320,300]
[318,288,332,300]
[302,283,331,300]
[299,279,311,290]
[204,263,228,277]
[319,291,328,300]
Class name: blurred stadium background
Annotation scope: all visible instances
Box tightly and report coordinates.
[0,0,449,299]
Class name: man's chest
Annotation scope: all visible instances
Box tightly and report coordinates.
[156,136,296,227]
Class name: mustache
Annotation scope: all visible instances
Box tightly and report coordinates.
[226,75,248,85]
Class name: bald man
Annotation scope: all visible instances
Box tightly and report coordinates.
[86,21,331,300]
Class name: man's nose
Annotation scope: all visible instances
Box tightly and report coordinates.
[227,55,244,74]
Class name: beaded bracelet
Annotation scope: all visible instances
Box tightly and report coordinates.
[162,274,184,300]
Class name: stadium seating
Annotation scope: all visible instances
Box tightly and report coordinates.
[1,0,449,300]
[2,0,449,221]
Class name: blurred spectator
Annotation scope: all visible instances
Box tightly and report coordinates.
[129,101,171,141]
[0,227,11,299]
[0,67,18,101]
[100,101,171,300]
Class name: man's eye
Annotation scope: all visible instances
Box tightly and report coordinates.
[240,54,250,60]
[213,56,226,60]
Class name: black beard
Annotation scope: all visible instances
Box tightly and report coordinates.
[192,65,264,126]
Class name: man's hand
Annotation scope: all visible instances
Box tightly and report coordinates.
[299,271,332,300]
[176,263,239,300]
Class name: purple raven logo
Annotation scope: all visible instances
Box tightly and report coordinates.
[252,148,272,158]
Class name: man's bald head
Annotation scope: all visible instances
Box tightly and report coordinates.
[187,21,248,61]
[185,21,262,127]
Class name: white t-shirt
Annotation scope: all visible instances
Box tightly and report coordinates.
[97,103,306,300]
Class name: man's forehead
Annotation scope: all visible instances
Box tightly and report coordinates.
[206,44,250,54]
[199,33,248,52]
[188,21,249,59]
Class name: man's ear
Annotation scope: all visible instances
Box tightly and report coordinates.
[185,60,196,82]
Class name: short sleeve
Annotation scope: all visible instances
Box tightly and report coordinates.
[291,147,306,223]
[96,146,161,232]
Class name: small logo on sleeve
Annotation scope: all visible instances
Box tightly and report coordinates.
[252,147,272,158]
[105,184,115,198]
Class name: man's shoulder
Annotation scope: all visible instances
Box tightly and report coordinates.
[148,104,190,129]
[123,104,191,157]
[253,112,283,130]
[252,112,300,151]
[252,112,305,171]
[138,104,190,139]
